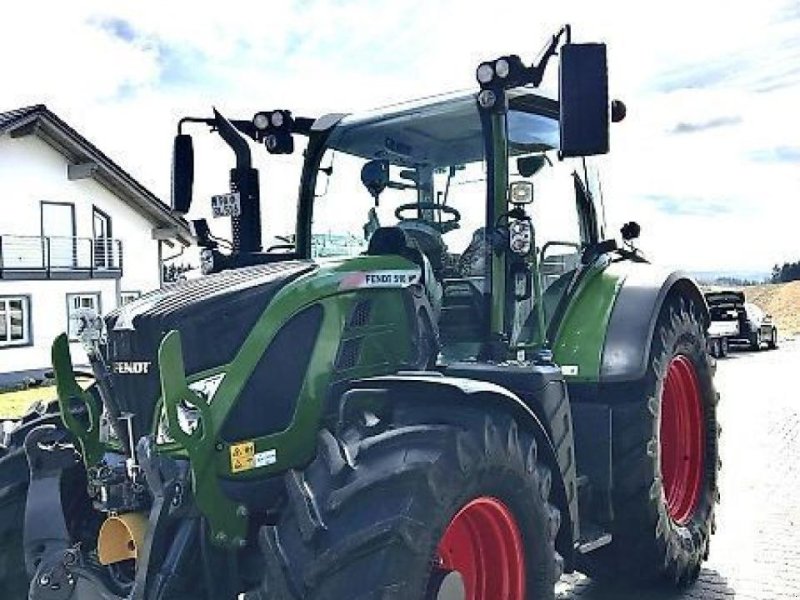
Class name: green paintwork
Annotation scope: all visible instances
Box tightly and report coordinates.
[156,254,417,545]
[158,330,248,546]
[51,334,104,466]
[489,112,509,337]
[551,257,626,382]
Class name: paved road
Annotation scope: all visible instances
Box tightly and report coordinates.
[558,339,800,600]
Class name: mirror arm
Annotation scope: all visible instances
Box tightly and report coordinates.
[527,25,572,86]
[177,116,215,135]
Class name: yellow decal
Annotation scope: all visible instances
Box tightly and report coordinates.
[230,441,255,473]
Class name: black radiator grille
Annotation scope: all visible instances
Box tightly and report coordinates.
[101,261,315,440]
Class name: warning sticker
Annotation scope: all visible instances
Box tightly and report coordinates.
[230,441,255,473]
[339,269,421,290]
[230,442,278,473]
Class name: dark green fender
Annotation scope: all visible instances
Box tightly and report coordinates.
[551,258,708,385]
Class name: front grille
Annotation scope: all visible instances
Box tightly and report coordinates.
[101,261,315,440]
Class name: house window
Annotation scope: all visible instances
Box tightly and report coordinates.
[93,207,114,269]
[41,201,76,269]
[0,296,32,348]
[120,291,141,306]
[66,293,101,340]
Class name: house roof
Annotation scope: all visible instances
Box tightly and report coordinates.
[0,104,193,246]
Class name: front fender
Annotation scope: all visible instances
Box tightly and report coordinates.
[339,373,577,565]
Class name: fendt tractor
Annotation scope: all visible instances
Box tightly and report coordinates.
[0,27,720,600]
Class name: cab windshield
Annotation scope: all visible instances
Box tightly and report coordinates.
[311,94,487,274]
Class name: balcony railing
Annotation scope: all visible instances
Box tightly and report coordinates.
[0,235,123,279]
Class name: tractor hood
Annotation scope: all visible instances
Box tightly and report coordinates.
[102,261,315,437]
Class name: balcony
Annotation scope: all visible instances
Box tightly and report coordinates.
[0,235,123,280]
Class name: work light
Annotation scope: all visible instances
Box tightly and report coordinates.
[270,111,285,128]
[509,219,533,255]
[253,112,269,130]
[476,63,495,84]
[495,58,510,79]
[477,89,497,109]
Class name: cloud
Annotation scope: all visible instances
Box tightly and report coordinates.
[95,17,138,43]
[1,0,798,274]
[670,116,742,134]
[641,195,733,217]
[749,146,800,163]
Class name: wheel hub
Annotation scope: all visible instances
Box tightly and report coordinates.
[659,355,705,525]
[436,497,525,600]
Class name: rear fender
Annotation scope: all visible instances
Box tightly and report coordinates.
[600,265,708,383]
[339,373,577,568]
[553,261,709,385]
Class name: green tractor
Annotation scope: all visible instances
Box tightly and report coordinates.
[0,27,719,600]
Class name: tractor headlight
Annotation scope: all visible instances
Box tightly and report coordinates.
[253,112,269,130]
[476,62,495,84]
[156,373,225,443]
[495,58,510,79]
[509,220,533,255]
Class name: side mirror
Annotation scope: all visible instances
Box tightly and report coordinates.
[361,160,390,200]
[171,134,194,215]
[517,155,548,178]
[508,181,534,205]
[621,221,641,241]
[559,43,610,157]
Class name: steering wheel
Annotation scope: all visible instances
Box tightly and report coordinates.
[395,202,461,234]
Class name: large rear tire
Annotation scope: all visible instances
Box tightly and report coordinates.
[582,295,720,587]
[0,447,30,599]
[246,406,564,600]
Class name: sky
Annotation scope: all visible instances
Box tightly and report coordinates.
[1,0,799,274]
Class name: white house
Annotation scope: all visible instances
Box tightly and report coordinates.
[0,104,192,384]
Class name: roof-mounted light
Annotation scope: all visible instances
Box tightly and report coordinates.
[476,62,495,84]
[253,112,269,130]
[270,111,285,128]
[495,58,510,79]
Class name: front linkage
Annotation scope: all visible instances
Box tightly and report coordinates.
[25,335,222,600]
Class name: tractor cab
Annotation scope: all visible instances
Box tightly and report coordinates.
[171,35,616,364]
[297,89,604,361]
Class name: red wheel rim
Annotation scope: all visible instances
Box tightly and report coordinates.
[660,355,705,525]
[436,497,525,600]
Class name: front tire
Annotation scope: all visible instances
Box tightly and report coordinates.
[582,295,719,587]
[0,448,30,599]
[247,407,563,600]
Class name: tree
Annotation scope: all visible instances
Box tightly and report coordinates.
[771,261,800,283]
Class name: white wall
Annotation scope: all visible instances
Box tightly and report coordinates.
[0,279,117,372]
[0,134,161,295]
[0,133,167,375]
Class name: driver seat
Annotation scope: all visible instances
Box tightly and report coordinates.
[366,227,443,319]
